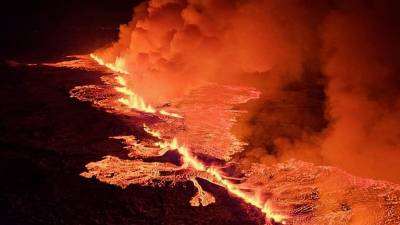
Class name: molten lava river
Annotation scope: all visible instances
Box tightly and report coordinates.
[44,55,400,225]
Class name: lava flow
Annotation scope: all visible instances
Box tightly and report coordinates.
[156,135,285,223]
[89,53,286,224]
[90,54,183,119]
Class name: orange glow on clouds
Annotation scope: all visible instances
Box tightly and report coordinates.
[90,53,285,224]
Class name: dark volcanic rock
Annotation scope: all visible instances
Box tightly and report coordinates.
[0,63,262,225]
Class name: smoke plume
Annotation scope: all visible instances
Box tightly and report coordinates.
[94,0,328,103]
[95,0,400,183]
[320,0,400,182]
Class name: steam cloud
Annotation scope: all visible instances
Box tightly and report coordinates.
[95,0,400,183]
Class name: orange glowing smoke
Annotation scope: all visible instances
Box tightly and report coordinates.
[89,54,285,223]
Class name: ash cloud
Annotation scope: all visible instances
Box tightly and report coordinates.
[96,0,400,183]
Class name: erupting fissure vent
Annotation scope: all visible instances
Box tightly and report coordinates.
[44,53,400,225]
[90,54,183,118]
[87,54,286,224]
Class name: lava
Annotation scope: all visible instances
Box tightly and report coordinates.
[46,53,400,225]
[114,85,157,113]
[143,124,161,139]
[159,109,183,118]
[89,54,286,224]
[91,52,157,113]
[155,134,285,223]
[90,53,129,74]
[92,53,183,117]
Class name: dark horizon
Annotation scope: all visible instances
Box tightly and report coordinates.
[0,0,143,61]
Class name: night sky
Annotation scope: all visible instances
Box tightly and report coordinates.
[0,0,143,61]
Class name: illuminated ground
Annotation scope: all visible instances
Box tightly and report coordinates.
[1,56,399,225]
[0,59,263,225]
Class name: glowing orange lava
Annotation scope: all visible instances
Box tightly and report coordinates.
[90,54,183,117]
[90,53,285,224]
[90,53,129,74]
[143,124,161,139]
[114,85,157,113]
[156,136,285,223]
[159,109,183,118]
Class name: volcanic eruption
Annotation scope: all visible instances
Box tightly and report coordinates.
[2,0,400,224]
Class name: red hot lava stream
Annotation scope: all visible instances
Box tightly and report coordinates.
[89,54,286,224]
